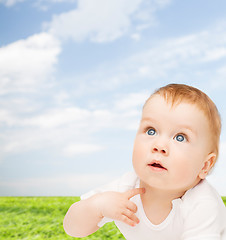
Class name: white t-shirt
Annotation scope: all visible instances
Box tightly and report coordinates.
[81,171,226,240]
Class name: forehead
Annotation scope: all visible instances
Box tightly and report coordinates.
[142,95,209,130]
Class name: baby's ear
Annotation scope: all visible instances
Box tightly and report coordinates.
[199,153,216,179]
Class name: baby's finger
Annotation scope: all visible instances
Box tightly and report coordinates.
[120,214,137,227]
[120,210,139,226]
[124,209,140,224]
[126,201,138,213]
[125,188,145,200]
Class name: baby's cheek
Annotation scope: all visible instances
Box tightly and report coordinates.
[132,142,147,171]
[173,161,196,185]
[133,140,145,158]
[133,149,143,169]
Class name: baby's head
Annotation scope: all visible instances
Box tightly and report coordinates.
[132,83,221,192]
[144,83,221,162]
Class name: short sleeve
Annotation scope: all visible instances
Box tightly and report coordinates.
[182,198,225,240]
[80,178,122,226]
[80,171,139,227]
[81,172,138,199]
[80,178,120,200]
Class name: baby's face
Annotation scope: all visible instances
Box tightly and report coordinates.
[132,95,213,194]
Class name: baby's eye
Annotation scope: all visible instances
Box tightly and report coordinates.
[175,134,187,142]
[146,128,156,136]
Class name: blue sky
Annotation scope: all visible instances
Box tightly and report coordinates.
[0,0,226,196]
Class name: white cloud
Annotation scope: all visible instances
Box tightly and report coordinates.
[113,91,149,111]
[0,32,61,95]
[120,22,226,85]
[1,20,226,158]
[63,143,104,157]
[46,0,172,43]
[34,0,77,11]
[0,90,146,155]
[38,0,76,3]
[0,109,15,126]
[23,107,90,128]
[133,31,226,74]
[0,173,117,196]
[0,0,25,7]
[131,33,141,41]
[66,21,226,98]
[0,0,76,7]
[201,48,226,62]
[47,0,142,42]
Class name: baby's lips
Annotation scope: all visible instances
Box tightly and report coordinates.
[148,160,167,170]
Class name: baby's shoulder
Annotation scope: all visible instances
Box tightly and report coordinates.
[181,179,226,218]
[182,179,222,203]
[116,171,140,191]
[81,171,139,200]
[179,180,226,235]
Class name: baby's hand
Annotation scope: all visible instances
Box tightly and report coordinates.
[94,188,145,227]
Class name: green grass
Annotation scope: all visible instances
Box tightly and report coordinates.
[223,196,226,205]
[0,197,125,240]
[1,196,226,240]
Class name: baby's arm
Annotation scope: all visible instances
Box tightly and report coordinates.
[63,188,145,238]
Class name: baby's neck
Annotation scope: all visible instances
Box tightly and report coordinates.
[139,181,185,225]
[140,180,186,202]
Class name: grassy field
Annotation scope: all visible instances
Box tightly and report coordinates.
[1,196,226,240]
[0,196,125,240]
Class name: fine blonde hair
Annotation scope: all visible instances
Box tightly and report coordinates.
[145,83,221,160]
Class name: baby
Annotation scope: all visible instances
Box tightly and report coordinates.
[63,84,226,239]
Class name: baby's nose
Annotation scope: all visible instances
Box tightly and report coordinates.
[152,139,169,155]
[152,147,167,154]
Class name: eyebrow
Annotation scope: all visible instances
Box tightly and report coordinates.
[177,125,197,136]
[141,117,197,135]
[140,117,158,125]
[141,117,156,123]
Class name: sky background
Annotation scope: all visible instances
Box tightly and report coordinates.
[0,0,226,196]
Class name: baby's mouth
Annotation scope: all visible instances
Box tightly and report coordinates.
[148,161,167,171]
